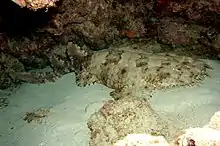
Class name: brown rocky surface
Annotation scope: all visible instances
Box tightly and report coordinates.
[167,0,220,23]
[156,17,205,46]
[87,97,175,146]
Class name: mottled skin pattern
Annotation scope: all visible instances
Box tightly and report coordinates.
[76,46,211,100]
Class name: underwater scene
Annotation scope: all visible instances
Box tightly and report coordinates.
[1,0,220,145]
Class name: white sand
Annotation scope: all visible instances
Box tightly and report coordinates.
[0,59,220,146]
[0,73,113,146]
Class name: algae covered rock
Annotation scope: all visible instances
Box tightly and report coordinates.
[87,97,171,146]
[0,53,25,89]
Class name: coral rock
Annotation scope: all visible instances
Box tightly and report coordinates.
[173,127,220,146]
[114,134,169,146]
[173,111,220,146]
[12,0,58,10]
[157,17,205,46]
[0,53,25,89]
[167,0,220,22]
[87,97,172,146]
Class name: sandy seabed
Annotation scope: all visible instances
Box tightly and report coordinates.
[0,59,220,146]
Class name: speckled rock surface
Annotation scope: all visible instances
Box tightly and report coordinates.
[87,97,172,146]
[76,44,211,99]
[156,17,205,46]
[0,53,24,89]
[11,0,58,11]
[115,134,170,146]
[167,0,220,23]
